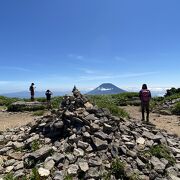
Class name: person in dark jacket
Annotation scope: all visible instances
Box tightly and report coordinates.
[139,84,151,122]
[29,83,35,101]
[45,90,53,109]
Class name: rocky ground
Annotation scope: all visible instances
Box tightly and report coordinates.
[0,88,179,179]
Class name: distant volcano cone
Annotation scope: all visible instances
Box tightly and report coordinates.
[87,83,126,95]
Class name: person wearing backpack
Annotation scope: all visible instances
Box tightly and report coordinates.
[45,89,53,109]
[139,84,151,123]
[29,83,35,101]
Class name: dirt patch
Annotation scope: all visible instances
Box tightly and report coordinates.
[0,111,36,131]
[122,106,180,137]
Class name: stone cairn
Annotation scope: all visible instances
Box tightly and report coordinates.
[0,87,180,179]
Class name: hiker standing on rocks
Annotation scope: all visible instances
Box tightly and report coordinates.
[45,89,53,109]
[139,84,151,123]
[29,83,35,101]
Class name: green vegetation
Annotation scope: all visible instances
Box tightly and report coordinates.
[63,174,73,180]
[31,140,40,151]
[33,110,45,116]
[51,96,63,108]
[102,158,141,180]
[88,94,129,118]
[7,104,46,112]
[165,87,180,97]
[3,173,15,180]
[29,168,41,180]
[111,158,126,179]
[0,96,20,106]
[171,102,180,115]
[145,144,176,165]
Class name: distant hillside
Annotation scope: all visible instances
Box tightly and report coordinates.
[0,91,69,98]
[87,83,126,95]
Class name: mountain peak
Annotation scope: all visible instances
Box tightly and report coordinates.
[88,83,126,95]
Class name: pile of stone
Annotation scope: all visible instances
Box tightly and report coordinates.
[153,98,180,115]
[0,87,180,179]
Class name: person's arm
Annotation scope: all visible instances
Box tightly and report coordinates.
[149,91,152,99]
[139,90,142,100]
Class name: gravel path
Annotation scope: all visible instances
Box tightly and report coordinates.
[122,106,180,137]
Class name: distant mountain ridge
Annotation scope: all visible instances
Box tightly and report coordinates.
[0,91,70,98]
[87,83,126,95]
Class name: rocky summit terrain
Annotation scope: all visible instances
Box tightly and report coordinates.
[0,88,180,180]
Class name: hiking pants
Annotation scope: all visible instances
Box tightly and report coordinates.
[141,101,150,121]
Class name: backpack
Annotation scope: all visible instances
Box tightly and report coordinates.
[141,89,150,102]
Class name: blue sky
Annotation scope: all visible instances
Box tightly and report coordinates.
[0,0,180,93]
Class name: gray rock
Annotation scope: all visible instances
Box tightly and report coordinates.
[90,123,100,132]
[86,167,100,178]
[0,135,4,143]
[127,150,137,158]
[0,147,11,155]
[14,170,25,178]
[103,123,113,134]
[66,154,77,164]
[38,167,50,177]
[94,131,109,140]
[12,142,24,149]
[5,159,16,167]
[67,164,79,175]
[136,137,145,145]
[26,146,52,160]
[89,157,102,166]
[125,142,135,148]
[73,148,84,157]
[52,153,65,163]
[136,157,146,169]
[79,161,89,172]
[142,131,155,139]
[151,156,166,173]
[169,174,180,180]
[5,166,14,173]
[85,114,98,121]
[92,137,108,151]
[77,141,89,149]
[26,134,39,144]
[53,121,64,129]
[44,157,55,170]
[14,161,24,171]
[8,152,25,160]
[53,171,64,180]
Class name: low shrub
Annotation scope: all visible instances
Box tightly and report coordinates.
[33,110,45,116]
[148,145,176,165]
[171,102,180,115]
[111,158,125,179]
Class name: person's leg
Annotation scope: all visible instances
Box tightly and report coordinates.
[141,103,145,121]
[146,103,150,122]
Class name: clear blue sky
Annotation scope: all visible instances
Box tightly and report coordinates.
[0,0,180,93]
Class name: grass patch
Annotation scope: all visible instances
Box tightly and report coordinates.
[111,158,126,179]
[88,95,129,118]
[33,110,45,116]
[29,167,41,180]
[64,174,73,180]
[31,140,40,151]
[171,102,180,115]
[146,144,176,165]
[0,105,6,110]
